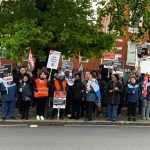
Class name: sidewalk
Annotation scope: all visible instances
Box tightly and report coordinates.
[0,107,150,126]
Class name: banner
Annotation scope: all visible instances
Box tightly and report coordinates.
[104,53,115,60]
[113,60,124,76]
[28,50,34,71]
[47,50,61,70]
[141,61,150,74]
[91,79,102,111]
[104,59,114,69]
[143,73,148,97]
[62,62,73,76]
[78,52,83,73]
[0,64,12,82]
[53,91,66,109]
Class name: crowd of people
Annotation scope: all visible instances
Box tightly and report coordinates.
[0,65,149,123]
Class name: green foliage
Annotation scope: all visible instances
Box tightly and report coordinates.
[0,0,117,62]
[98,0,150,42]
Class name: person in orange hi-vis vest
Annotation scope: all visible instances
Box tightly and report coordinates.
[51,72,69,120]
[33,71,51,120]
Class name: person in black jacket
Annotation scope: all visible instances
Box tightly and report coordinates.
[97,73,106,116]
[70,73,86,120]
[18,76,33,120]
[106,74,123,123]
[13,66,32,115]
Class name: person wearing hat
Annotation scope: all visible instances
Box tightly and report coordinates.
[64,69,72,116]
[69,73,86,120]
[125,75,141,121]
[51,72,69,119]
[106,74,123,123]
[141,74,150,120]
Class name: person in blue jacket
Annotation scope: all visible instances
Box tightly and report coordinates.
[85,73,98,122]
[125,76,141,121]
[1,81,18,121]
[141,74,150,120]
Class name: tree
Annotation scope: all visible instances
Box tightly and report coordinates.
[98,0,150,42]
[0,0,117,64]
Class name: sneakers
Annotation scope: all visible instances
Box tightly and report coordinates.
[21,116,25,119]
[36,115,40,120]
[118,114,121,117]
[51,117,54,120]
[40,116,44,120]
[67,114,71,117]
[146,117,150,120]
[2,117,5,121]
[142,116,146,120]
[112,121,116,124]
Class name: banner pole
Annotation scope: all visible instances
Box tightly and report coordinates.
[6,82,8,94]
[57,108,60,120]
[49,69,52,78]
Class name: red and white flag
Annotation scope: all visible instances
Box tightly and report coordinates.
[78,52,83,73]
[28,50,34,71]
[143,73,148,97]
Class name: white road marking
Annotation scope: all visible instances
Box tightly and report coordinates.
[0,124,27,127]
[30,125,38,127]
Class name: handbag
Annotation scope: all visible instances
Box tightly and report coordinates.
[25,96,31,102]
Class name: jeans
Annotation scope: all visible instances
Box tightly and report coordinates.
[139,98,142,113]
[128,102,137,118]
[2,101,15,118]
[117,105,121,115]
[51,109,64,118]
[107,104,119,121]
[65,94,71,115]
[142,99,150,118]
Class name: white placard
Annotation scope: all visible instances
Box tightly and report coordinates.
[47,50,61,69]
[141,61,150,74]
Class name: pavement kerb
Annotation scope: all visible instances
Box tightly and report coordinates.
[0,119,150,126]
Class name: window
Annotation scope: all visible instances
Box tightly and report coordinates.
[126,41,137,66]
[106,19,108,33]
[0,48,7,58]
[128,13,143,33]
[62,56,70,61]
[81,57,89,63]
[103,21,105,32]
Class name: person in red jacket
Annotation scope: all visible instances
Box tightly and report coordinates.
[33,71,51,120]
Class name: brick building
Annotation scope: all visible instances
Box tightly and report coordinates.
[101,6,150,70]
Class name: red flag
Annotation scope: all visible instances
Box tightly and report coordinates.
[28,50,34,71]
[78,52,83,72]
[143,73,148,97]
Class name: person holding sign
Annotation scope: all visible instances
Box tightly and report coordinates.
[51,72,69,120]
[33,71,51,120]
[1,81,18,121]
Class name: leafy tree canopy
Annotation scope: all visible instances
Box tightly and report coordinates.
[98,0,150,43]
[0,0,117,63]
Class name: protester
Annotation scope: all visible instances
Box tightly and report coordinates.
[141,75,150,120]
[136,70,144,114]
[117,74,125,116]
[81,71,89,117]
[106,74,123,123]
[70,73,86,120]
[13,66,31,115]
[84,73,98,121]
[33,71,51,120]
[51,73,69,120]
[41,67,50,79]
[64,69,72,116]
[97,73,106,116]
[123,68,136,85]
[19,76,33,120]
[125,76,141,121]
[1,81,18,121]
